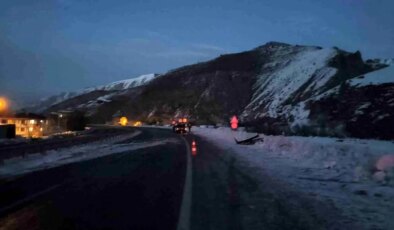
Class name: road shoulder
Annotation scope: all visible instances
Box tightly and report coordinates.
[189,133,359,230]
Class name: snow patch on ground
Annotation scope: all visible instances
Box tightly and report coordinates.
[194,127,394,230]
[0,138,29,145]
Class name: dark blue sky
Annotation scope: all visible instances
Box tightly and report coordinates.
[1,0,393,107]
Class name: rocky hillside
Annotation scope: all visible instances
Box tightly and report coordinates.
[31,42,393,139]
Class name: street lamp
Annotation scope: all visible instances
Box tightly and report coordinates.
[0,97,8,113]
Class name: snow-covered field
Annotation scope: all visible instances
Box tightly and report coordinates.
[0,131,178,179]
[194,127,394,230]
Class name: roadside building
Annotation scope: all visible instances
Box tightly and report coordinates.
[47,110,87,132]
[47,111,69,133]
[0,113,48,138]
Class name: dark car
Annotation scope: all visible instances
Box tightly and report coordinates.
[173,123,189,134]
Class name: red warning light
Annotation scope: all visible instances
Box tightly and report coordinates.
[230,116,238,130]
[191,140,197,156]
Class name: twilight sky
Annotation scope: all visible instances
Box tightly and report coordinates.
[0,0,393,107]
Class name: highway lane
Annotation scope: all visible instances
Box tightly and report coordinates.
[0,127,355,230]
[0,128,187,230]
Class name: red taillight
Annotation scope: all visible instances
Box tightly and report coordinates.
[191,140,197,156]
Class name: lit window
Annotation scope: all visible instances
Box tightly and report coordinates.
[29,120,36,124]
[40,120,44,123]
[40,127,43,132]
[28,127,33,132]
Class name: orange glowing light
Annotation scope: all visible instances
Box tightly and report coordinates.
[182,118,187,123]
[119,117,128,126]
[0,97,8,112]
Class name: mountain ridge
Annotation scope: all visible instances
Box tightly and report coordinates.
[26,41,394,139]
[25,73,160,113]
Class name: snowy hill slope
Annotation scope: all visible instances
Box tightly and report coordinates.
[303,64,394,139]
[235,42,392,139]
[95,74,158,91]
[245,45,338,118]
[349,65,394,87]
[26,74,159,112]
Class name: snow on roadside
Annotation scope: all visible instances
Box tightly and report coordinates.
[194,127,394,230]
[0,131,178,179]
[0,138,29,145]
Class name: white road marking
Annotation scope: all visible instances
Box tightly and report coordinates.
[0,183,63,215]
[177,137,193,230]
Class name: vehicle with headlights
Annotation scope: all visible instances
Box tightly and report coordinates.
[172,117,191,134]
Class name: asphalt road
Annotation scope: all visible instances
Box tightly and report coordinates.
[0,127,354,230]
[0,128,186,230]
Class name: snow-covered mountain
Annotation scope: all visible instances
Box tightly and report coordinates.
[237,43,393,139]
[349,65,394,87]
[243,44,339,118]
[26,73,159,112]
[28,42,393,139]
[94,74,158,91]
[140,42,391,139]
